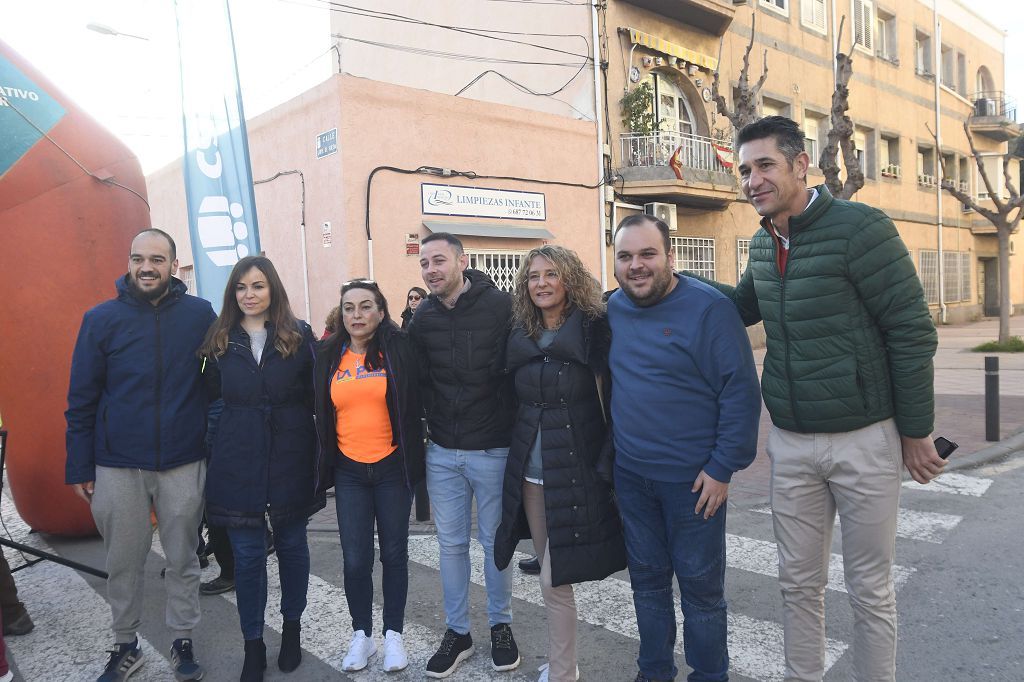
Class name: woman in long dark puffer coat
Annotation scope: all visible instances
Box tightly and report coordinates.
[494,245,626,682]
[199,256,327,682]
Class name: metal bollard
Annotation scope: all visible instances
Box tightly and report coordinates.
[985,356,1000,442]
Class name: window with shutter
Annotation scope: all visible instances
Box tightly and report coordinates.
[801,0,827,33]
[853,0,874,52]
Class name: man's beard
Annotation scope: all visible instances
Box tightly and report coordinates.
[619,268,673,307]
[129,273,171,302]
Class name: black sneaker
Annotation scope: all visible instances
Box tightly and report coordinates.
[425,628,474,678]
[170,638,205,681]
[199,575,235,595]
[97,639,144,682]
[518,555,541,575]
[490,623,521,671]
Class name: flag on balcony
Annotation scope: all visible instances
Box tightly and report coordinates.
[174,0,260,311]
[714,143,734,169]
[668,146,685,180]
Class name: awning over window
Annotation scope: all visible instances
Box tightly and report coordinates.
[423,221,554,239]
[626,28,718,71]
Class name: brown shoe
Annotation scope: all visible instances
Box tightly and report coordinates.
[4,610,34,636]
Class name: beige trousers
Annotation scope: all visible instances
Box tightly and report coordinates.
[768,419,902,682]
[522,482,578,682]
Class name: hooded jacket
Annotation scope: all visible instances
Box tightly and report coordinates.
[407,269,515,450]
[65,276,216,484]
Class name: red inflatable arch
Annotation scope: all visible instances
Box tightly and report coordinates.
[0,39,151,536]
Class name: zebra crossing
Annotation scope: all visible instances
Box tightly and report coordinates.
[0,466,997,681]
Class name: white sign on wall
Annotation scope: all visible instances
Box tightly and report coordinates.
[421,183,546,221]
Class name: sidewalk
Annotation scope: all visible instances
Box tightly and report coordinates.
[729,315,1024,505]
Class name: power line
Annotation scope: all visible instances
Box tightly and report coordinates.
[333,33,586,67]
[280,0,593,61]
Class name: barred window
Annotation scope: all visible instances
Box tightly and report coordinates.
[960,252,971,302]
[943,251,961,303]
[737,239,751,284]
[918,250,938,304]
[466,250,526,293]
[672,237,715,279]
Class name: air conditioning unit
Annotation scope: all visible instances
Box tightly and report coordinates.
[644,202,678,232]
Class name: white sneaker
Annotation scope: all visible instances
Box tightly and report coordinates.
[538,662,580,681]
[382,629,409,672]
[0,671,12,682]
[342,630,377,672]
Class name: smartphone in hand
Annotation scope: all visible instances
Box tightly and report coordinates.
[934,436,959,460]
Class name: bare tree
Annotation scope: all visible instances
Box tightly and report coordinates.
[934,123,1023,344]
[819,17,865,199]
[711,10,767,143]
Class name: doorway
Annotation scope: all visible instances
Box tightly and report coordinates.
[980,257,999,317]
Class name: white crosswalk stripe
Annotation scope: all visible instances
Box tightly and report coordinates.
[902,471,993,497]
[726,534,915,592]
[749,504,963,544]
[0,494,175,681]
[406,535,848,682]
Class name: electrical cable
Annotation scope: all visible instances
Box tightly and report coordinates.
[454,60,589,97]
[2,96,150,209]
[333,33,586,67]
[284,0,593,61]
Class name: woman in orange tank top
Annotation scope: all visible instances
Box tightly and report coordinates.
[312,280,426,674]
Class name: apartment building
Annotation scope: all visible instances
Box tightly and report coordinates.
[606,0,1021,322]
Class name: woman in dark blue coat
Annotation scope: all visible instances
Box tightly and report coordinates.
[199,256,325,682]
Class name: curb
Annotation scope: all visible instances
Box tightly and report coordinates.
[944,426,1024,472]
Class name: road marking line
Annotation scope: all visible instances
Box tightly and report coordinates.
[154,537,530,680]
[726,534,914,592]
[407,535,847,682]
[902,472,993,497]
[1,494,174,681]
[750,505,962,544]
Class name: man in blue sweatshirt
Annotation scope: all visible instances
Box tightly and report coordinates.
[608,214,761,682]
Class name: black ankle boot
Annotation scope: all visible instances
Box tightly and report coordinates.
[278,620,302,672]
[240,637,266,682]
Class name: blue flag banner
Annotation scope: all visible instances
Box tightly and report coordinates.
[175,0,260,310]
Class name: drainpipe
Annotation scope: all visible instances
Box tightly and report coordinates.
[934,0,947,323]
[830,0,838,86]
[591,0,608,289]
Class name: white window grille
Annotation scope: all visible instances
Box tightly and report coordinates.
[466,250,526,293]
[960,252,972,302]
[943,251,961,303]
[737,239,751,284]
[672,237,716,280]
[918,250,938,304]
[853,0,875,52]
[179,265,197,296]
[801,0,827,33]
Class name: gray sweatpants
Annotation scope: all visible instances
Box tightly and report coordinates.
[91,460,207,644]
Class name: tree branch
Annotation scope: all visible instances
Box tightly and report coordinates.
[965,121,1004,212]
[1002,154,1020,202]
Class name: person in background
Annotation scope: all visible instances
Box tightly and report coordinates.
[314,279,424,674]
[400,286,427,330]
[322,305,340,340]
[494,245,626,682]
[199,255,326,682]
[0,554,32,636]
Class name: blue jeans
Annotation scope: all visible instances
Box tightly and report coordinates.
[614,464,729,682]
[426,442,512,634]
[335,451,412,635]
[227,517,309,641]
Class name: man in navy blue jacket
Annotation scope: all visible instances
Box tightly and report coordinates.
[608,214,761,682]
[65,229,215,682]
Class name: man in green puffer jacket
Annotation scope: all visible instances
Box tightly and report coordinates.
[694,116,945,682]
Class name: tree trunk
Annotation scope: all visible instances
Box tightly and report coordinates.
[998,227,1011,344]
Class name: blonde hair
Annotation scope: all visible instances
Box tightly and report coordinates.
[512,245,604,339]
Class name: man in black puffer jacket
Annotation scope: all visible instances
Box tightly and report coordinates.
[408,232,520,679]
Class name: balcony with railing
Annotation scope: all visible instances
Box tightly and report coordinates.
[969,91,1020,141]
[617,131,737,208]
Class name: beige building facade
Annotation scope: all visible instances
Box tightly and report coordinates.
[148,0,1020,330]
